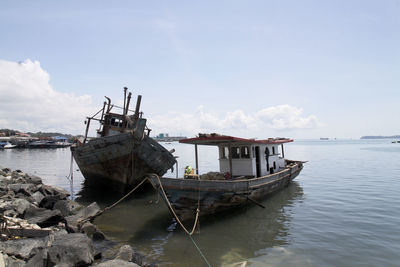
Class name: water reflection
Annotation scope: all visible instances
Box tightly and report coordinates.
[88,181,303,267]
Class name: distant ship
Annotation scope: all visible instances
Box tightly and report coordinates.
[320,137,329,140]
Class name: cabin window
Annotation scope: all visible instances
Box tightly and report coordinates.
[272,146,275,155]
[273,161,276,169]
[221,147,228,159]
[222,146,229,159]
[231,147,240,159]
[241,146,250,158]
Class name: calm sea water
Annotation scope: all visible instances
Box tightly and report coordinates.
[1,139,400,267]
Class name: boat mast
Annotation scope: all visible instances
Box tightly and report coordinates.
[123,87,127,115]
[125,92,132,116]
[133,95,142,124]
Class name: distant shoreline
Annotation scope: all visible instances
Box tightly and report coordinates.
[360,135,400,139]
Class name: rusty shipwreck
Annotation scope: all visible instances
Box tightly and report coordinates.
[71,88,176,192]
[149,134,304,222]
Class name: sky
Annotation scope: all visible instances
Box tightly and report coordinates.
[0,0,399,139]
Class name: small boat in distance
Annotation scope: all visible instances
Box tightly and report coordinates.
[149,133,304,222]
[320,137,329,140]
[71,88,176,192]
[0,142,17,149]
[27,136,72,148]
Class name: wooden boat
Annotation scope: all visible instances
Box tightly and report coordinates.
[149,134,304,221]
[71,88,176,192]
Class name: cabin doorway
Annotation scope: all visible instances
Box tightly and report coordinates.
[255,146,261,177]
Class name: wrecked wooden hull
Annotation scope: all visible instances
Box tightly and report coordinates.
[149,161,303,221]
[71,132,176,192]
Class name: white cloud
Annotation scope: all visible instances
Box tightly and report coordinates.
[149,104,320,138]
[0,58,320,138]
[256,105,319,130]
[0,59,96,134]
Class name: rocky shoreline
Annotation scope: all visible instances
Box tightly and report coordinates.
[0,167,156,267]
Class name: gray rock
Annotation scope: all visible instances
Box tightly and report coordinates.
[95,259,140,267]
[47,233,94,266]
[39,195,61,209]
[65,202,100,232]
[0,252,6,267]
[0,198,33,217]
[25,207,63,227]
[116,245,134,262]
[53,199,82,217]
[39,184,69,199]
[0,237,47,259]
[30,191,45,205]
[81,221,97,237]
[12,198,34,215]
[2,168,11,174]
[24,174,42,185]
[92,229,106,241]
[5,256,26,267]
[25,247,48,267]
[8,183,36,195]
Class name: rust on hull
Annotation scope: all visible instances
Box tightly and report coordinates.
[149,161,303,221]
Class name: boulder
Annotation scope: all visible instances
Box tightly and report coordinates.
[10,198,34,216]
[95,259,140,267]
[24,174,43,185]
[81,221,97,237]
[7,183,36,195]
[0,252,5,266]
[25,207,63,228]
[5,255,26,267]
[53,199,82,217]
[2,167,11,173]
[25,247,48,267]
[30,191,45,205]
[0,237,48,259]
[47,233,94,266]
[65,202,100,232]
[92,229,106,241]
[116,245,134,262]
[39,195,61,209]
[38,184,69,199]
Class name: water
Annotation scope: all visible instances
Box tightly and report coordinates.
[1,140,400,266]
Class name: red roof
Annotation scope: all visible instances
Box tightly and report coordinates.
[179,134,293,146]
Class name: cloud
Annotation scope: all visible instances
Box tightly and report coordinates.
[0,59,96,134]
[0,58,320,138]
[149,104,320,137]
[256,105,319,130]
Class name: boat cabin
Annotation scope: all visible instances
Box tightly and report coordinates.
[180,134,293,178]
[80,88,150,143]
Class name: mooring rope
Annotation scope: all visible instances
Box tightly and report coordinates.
[87,177,149,222]
[148,173,200,235]
[147,173,211,267]
[189,235,212,267]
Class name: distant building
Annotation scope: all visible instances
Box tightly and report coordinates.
[153,133,186,142]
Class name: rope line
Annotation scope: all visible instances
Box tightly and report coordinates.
[149,173,200,235]
[148,173,211,267]
[189,235,212,267]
